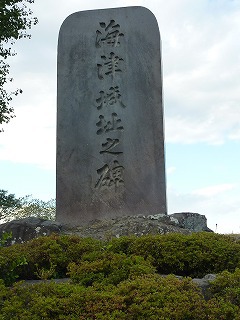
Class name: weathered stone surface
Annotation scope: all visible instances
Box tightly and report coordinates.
[0,217,62,245]
[0,212,212,244]
[161,273,217,299]
[192,274,217,299]
[170,212,213,232]
[57,6,166,226]
[63,214,192,240]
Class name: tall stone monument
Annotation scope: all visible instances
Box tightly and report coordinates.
[57,6,167,225]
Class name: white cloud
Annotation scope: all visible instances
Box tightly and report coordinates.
[122,0,143,5]
[229,129,240,141]
[167,185,240,234]
[165,99,240,145]
[0,73,56,170]
[0,109,56,170]
[192,183,236,197]
[167,166,176,175]
[160,0,240,145]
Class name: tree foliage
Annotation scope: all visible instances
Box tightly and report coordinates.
[0,189,55,221]
[0,0,38,131]
[14,195,56,220]
[0,189,22,219]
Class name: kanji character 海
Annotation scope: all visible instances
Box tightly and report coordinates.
[96,20,124,48]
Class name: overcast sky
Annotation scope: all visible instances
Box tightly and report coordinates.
[0,0,240,233]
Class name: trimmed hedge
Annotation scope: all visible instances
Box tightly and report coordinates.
[67,252,156,286]
[0,273,240,319]
[1,233,240,318]
[0,234,102,285]
[108,232,240,277]
[1,232,240,285]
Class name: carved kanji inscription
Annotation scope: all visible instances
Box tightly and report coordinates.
[96,86,126,110]
[97,52,124,80]
[96,113,124,135]
[96,20,124,48]
[95,160,124,190]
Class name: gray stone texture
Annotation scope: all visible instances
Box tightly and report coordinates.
[0,213,213,245]
[192,274,217,300]
[170,212,213,232]
[57,7,166,225]
[0,217,62,245]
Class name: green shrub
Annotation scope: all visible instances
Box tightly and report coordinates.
[1,231,240,319]
[1,232,240,286]
[116,274,206,320]
[0,281,125,320]
[0,276,239,320]
[0,275,209,320]
[0,245,28,286]
[21,234,102,278]
[112,233,240,277]
[205,298,240,320]
[0,234,102,284]
[35,260,57,280]
[197,268,240,319]
[0,231,12,247]
[105,235,136,254]
[67,252,156,286]
[209,268,240,305]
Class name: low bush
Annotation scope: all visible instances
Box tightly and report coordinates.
[116,274,207,319]
[67,252,156,286]
[0,234,102,285]
[209,268,240,305]
[0,245,28,286]
[1,232,240,282]
[1,273,239,319]
[1,233,240,318]
[108,232,240,277]
[204,268,240,319]
[0,275,206,319]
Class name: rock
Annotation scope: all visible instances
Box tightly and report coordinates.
[192,274,217,299]
[63,214,192,240]
[0,212,212,245]
[0,217,62,245]
[160,273,216,299]
[169,212,213,232]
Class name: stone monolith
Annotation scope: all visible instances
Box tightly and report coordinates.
[57,6,167,225]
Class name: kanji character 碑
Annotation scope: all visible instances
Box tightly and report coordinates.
[95,160,124,190]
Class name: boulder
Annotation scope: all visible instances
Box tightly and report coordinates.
[169,212,213,232]
[0,217,62,245]
[192,274,217,299]
[0,212,213,245]
[62,214,192,240]
[161,273,216,299]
